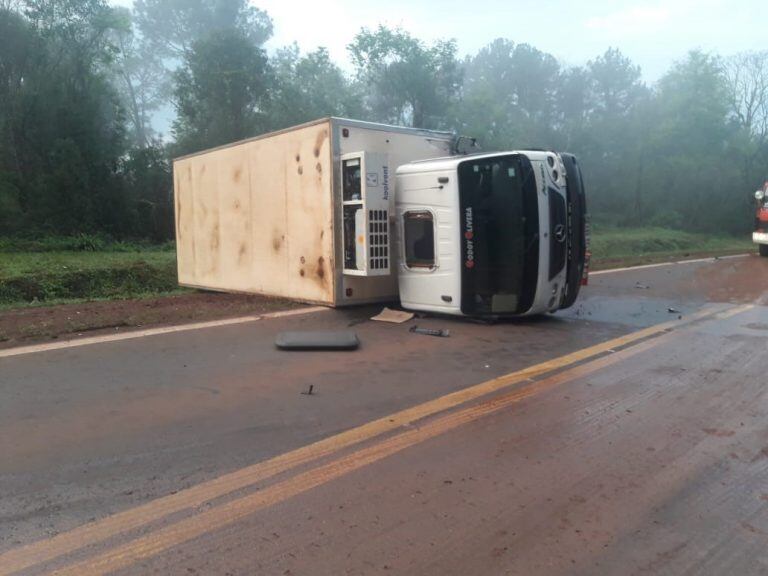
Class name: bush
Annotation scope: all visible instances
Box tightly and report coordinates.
[0,261,178,305]
[589,226,751,262]
[0,175,23,235]
[648,210,684,229]
[0,235,175,253]
[72,233,107,252]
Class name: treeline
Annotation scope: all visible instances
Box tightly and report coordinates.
[1,0,767,240]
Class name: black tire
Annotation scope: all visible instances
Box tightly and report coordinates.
[759,244,768,257]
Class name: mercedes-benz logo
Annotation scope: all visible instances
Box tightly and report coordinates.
[554,224,566,243]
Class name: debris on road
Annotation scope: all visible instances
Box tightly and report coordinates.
[275,331,360,351]
[635,282,651,289]
[301,385,315,396]
[371,308,415,324]
[667,307,681,314]
[409,326,451,338]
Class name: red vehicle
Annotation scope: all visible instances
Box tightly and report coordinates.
[754,181,768,257]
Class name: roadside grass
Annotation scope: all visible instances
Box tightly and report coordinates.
[0,234,175,253]
[0,248,183,309]
[0,228,756,309]
[589,227,753,269]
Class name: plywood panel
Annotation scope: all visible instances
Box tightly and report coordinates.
[285,124,333,301]
[246,132,289,295]
[198,158,223,283]
[174,119,334,304]
[174,159,196,286]
[214,147,251,292]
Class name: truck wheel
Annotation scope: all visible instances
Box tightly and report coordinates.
[760,244,768,257]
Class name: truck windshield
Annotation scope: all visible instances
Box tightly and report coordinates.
[458,154,539,315]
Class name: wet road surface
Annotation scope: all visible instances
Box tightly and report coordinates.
[1,254,767,575]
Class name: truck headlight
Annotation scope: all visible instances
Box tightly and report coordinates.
[756,190,765,201]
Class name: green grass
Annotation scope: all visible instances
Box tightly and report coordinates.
[0,228,755,309]
[0,234,175,253]
[0,251,176,277]
[590,227,753,267]
[0,250,182,308]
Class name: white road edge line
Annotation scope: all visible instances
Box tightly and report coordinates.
[0,253,751,359]
[0,306,329,359]
[591,253,750,276]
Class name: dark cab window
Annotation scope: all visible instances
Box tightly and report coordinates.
[403,211,435,268]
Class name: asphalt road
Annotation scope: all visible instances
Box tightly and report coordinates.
[1,254,767,575]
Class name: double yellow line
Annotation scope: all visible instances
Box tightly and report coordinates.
[0,304,752,575]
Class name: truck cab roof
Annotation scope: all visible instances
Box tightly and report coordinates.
[397,150,563,174]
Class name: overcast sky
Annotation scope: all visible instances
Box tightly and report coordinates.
[112,0,767,81]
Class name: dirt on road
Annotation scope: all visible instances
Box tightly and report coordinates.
[0,292,302,349]
[2,256,768,575]
[0,250,757,350]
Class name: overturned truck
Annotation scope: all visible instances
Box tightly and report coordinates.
[173,117,589,318]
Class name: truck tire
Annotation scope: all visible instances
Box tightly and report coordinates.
[760,244,768,257]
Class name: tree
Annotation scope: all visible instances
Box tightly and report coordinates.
[267,45,362,129]
[587,48,646,120]
[724,51,768,193]
[348,26,462,129]
[577,48,649,223]
[133,0,272,59]
[0,8,35,232]
[648,51,744,232]
[134,0,274,150]
[172,30,270,154]
[725,51,768,142]
[656,51,730,153]
[110,7,168,147]
[120,143,173,240]
[553,66,591,149]
[457,39,560,149]
[0,1,131,235]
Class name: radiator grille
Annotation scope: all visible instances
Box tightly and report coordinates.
[368,209,389,271]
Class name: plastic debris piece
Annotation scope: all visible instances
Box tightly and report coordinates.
[275,331,360,351]
[409,326,450,338]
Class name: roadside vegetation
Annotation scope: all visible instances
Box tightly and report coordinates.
[0,228,754,310]
[1,1,766,312]
[589,227,753,269]
[0,237,180,309]
[2,1,767,243]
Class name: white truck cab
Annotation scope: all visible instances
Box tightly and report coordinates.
[396,150,588,317]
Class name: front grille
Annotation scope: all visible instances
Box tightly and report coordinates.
[548,190,567,279]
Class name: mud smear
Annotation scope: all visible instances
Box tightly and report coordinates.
[0,293,302,349]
